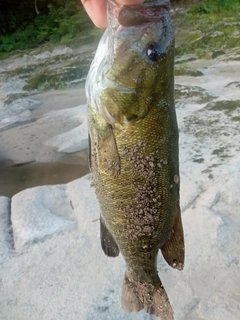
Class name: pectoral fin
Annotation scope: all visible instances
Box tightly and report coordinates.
[100,216,119,257]
[161,212,184,270]
[97,123,120,178]
[89,107,120,178]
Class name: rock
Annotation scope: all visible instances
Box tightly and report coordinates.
[175,67,204,77]
[65,174,99,226]
[175,54,198,64]
[34,51,51,60]
[1,169,240,319]
[44,104,88,153]
[45,124,88,153]
[11,185,77,252]
[180,172,201,211]
[177,169,240,319]
[0,196,12,263]
[6,98,40,111]
[225,81,240,88]
[0,92,88,165]
[10,174,97,253]
[0,112,32,131]
[34,47,73,61]
[218,47,240,61]
[211,50,225,59]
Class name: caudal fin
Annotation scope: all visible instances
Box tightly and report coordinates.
[121,273,174,320]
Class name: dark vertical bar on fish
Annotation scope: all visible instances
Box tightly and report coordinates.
[86,0,184,319]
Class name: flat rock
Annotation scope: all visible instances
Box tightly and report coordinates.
[180,171,201,211]
[1,170,240,319]
[11,184,77,252]
[0,196,12,263]
[0,89,87,164]
[45,124,88,153]
[44,104,88,153]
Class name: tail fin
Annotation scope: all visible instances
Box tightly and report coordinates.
[121,272,174,320]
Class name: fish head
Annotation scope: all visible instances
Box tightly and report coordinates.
[86,0,174,126]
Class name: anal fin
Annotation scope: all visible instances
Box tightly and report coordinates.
[100,216,119,257]
[161,212,185,270]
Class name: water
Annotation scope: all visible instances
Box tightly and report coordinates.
[0,150,90,197]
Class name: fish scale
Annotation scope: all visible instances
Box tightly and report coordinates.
[91,102,176,244]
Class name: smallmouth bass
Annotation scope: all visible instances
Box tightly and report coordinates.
[86,0,184,319]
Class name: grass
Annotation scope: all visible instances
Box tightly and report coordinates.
[188,0,240,15]
[174,0,240,58]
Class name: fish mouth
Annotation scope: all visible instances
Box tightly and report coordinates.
[108,0,170,27]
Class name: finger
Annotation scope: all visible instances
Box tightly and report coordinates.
[116,0,144,4]
[81,0,107,29]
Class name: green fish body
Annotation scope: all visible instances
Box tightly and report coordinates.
[86,1,184,318]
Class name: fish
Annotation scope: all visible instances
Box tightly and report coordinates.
[85,0,184,319]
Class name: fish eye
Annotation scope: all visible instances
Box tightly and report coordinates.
[146,42,163,62]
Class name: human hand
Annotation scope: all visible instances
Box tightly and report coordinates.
[81,0,144,29]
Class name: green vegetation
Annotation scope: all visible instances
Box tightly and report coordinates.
[0,0,100,59]
[212,147,231,158]
[205,100,240,114]
[23,62,90,91]
[188,0,240,14]
[174,84,216,104]
[174,0,240,58]
[231,116,240,121]
[192,157,204,163]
